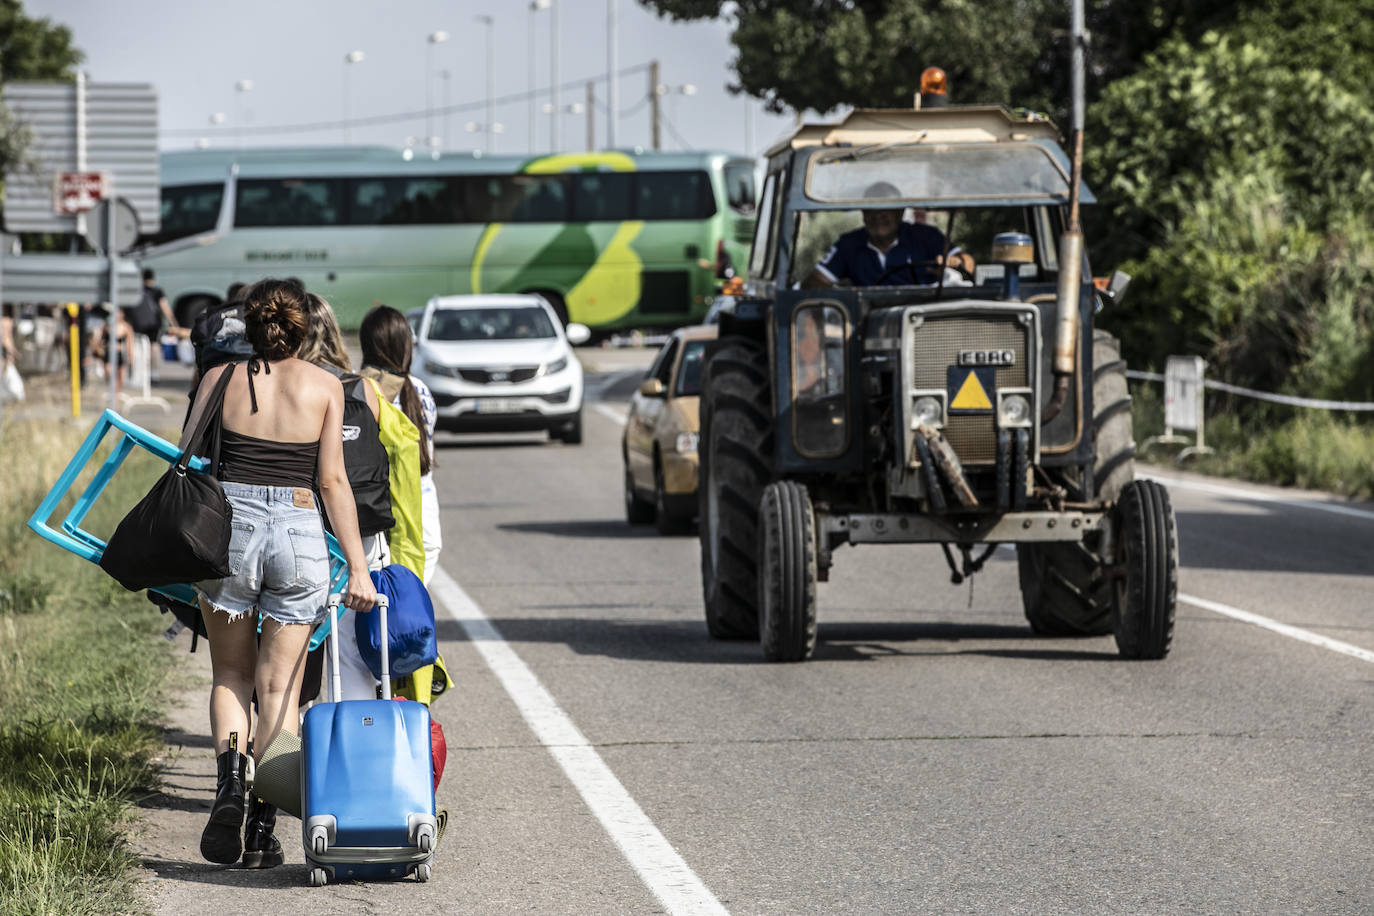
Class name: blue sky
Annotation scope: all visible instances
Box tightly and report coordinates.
[30,0,799,157]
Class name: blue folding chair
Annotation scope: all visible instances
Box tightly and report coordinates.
[29,409,350,646]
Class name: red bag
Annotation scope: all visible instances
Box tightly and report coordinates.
[394,697,447,789]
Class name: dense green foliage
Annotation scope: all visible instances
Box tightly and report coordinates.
[0,420,176,915]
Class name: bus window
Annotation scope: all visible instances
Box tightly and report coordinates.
[724,162,756,215]
[235,178,345,227]
[467,174,569,222]
[571,172,633,222]
[152,183,223,243]
[636,171,715,220]
[352,177,459,225]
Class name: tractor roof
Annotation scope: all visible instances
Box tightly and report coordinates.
[768,106,1062,158]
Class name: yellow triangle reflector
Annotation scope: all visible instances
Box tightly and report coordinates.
[951,371,993,410]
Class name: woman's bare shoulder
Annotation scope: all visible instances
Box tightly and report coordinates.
[281,358,344,390]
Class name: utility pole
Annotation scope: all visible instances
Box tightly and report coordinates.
[606,0,618,148]
[649,59,661,151]
[550,0,560,152]
[586,82,595,152]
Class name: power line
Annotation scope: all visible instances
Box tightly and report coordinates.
[163,62,654,138]
[658,109,691,151]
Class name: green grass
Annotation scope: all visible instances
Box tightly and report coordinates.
[1131,381,1374,500]
[0,418,181,916]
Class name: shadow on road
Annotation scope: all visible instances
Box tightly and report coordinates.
[435,615,1118,665]
[140,856,305,888]
[434,436,552,450]
[497,519,673,540]
[1176,509,1373,576]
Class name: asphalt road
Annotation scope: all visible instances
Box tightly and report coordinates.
[141,353,1374,914]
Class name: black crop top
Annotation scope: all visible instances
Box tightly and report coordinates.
[218,429,319,488]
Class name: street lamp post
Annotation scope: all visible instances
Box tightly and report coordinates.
[529,0,550,154]
[550,0,560,152]
[606,0,618,148]
[343,51,364,144]
[234,79,252,148]
[439,69,451,151]
[426,31,449,150]
[474,16,495,153]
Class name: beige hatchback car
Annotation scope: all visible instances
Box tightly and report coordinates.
[622,324,717,534]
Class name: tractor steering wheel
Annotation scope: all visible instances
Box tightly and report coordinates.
[875,258,973,286]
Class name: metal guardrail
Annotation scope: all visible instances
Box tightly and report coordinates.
[1126,369,1374,412]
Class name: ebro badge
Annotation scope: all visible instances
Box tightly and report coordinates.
[947,366,996,413]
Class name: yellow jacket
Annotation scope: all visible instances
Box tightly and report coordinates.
[364,377,424,580]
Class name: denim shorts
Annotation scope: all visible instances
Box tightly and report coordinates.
[196,482,330,627]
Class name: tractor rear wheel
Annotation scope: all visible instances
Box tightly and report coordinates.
[698,338,772,639]
[1017,330,1135,635]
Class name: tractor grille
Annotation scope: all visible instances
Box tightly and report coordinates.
[910,312,1032,465]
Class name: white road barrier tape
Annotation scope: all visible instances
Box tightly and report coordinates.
[1126,369,1374,411]
[429,568,730,916]
[1140,472,1374,522]
[1180,593,1374,665]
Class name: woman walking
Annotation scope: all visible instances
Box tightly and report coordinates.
[187,278,376,867]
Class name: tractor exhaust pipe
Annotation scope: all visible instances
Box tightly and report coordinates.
[1042,0,1086,424]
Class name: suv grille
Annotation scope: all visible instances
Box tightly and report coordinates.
[458,366,540,384]
[910,313,1032,465]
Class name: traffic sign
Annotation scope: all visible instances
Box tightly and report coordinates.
[53,171,109,214]
[83,197,140,255]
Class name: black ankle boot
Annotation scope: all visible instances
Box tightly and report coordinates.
[242,794,283,869]
[200,748,247,864]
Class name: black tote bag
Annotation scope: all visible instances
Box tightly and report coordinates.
[99,365,238,591]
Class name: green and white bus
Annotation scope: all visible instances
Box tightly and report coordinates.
[140,146,756,329]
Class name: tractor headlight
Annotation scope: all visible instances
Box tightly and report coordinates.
[997,391,1033,429]
[911,393,945,429]
[675,432,699,454]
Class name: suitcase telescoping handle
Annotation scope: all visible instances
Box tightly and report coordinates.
[326,592,391,702]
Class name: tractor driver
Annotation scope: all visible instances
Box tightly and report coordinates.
[804,181,974,289]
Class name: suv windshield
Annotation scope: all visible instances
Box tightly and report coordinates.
[807,143,1073,205]
[427,306,556,341]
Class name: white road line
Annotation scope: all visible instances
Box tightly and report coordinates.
[1142,472,1374,522]
[1180,593,1374,665]
[592,402,628,425]
[429,567,729,916]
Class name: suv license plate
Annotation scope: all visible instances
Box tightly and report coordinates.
[476,397,522,414]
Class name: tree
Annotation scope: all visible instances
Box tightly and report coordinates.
[0,0,82,83]
[637,0,1252,119]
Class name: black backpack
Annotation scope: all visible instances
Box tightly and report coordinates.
[331,369,394,538]
[191,301,255,375]
[130,287,162,336]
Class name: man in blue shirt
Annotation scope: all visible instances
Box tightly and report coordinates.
[804,183,974,288]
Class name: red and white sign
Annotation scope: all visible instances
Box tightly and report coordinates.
[53,171,109,214]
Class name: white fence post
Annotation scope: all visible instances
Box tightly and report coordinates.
[118,334,168,412]
[1143,355,1213,462]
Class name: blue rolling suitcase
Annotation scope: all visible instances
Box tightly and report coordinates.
[301,595,438,886]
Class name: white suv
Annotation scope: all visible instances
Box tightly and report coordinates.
[412,294,590,443]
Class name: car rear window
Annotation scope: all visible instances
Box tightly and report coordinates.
[426,306,556,341]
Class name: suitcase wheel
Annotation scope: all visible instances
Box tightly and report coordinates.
[313,835,326,856]
[418,831,433,854]
[309,867,329,887]
[414,863,432,883]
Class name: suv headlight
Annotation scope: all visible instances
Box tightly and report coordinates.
[674,432,699,454]
[424,359,457,378]
[544,355,569,376]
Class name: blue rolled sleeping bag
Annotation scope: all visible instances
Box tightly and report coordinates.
[355,564,439,679]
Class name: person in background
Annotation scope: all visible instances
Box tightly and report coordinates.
[186,278,375,869]
[298,293,397,704]
[359,304,441,584]
[140,269,180,383]
[91,307,134,399]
